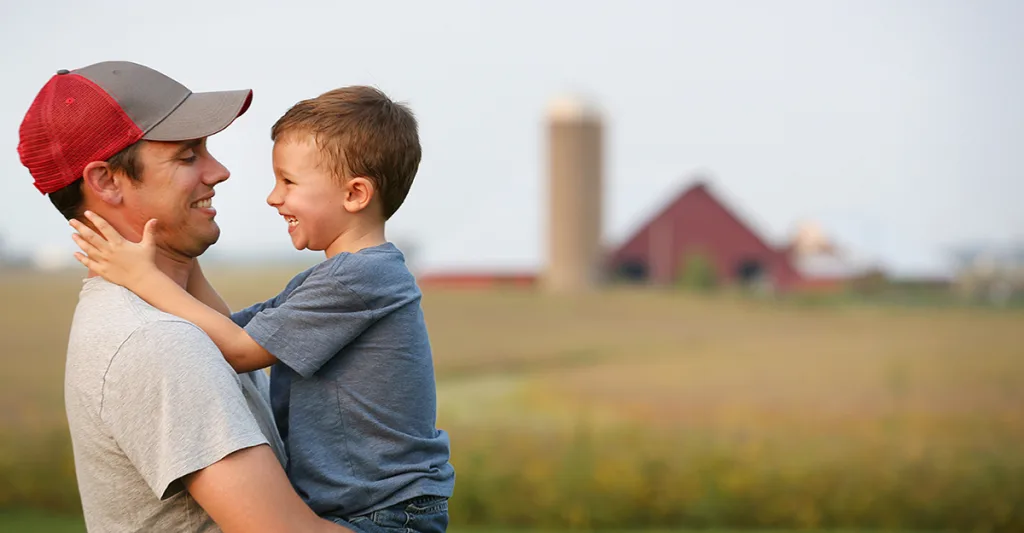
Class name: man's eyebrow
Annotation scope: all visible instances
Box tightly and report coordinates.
[172,139,204,158]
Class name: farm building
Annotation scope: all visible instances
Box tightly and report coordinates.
[418,178,873,292]
[606,180,876,291]
[607,180,803,290]
[416,97,874,292]
[952,245,1024,305]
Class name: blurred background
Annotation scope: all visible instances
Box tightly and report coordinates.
[2,1,1023,532]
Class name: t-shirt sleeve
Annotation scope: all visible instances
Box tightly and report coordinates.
[101,320,269,500]
[243,258,381,378]
[230,266,316,327]
[230,298,276,328]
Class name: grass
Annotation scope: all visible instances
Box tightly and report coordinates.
[0,510,86,533]
[1,266,1023,531]
[0,510,929,533]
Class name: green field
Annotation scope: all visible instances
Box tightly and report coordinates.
[1,266,1023,531]
[0,511,919,533]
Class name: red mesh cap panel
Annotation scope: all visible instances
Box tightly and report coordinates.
[18,73,143,194]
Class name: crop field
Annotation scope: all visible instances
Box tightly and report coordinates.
[1,266,1022,532]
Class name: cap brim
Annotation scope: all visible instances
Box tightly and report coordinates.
[142,89,253,142]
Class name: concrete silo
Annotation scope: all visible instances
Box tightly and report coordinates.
[543,95,604,292]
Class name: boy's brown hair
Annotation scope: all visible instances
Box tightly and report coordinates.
[271,86,421,220]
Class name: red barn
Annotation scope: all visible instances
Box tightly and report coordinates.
[607,180,804,290]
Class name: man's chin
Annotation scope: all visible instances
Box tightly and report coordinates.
[185,229,221,258]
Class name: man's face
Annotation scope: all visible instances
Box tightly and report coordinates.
[120,139,230,258]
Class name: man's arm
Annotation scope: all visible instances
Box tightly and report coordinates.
[187,259,232,318]
[184,445,351,533]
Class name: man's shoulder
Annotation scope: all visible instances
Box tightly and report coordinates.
[75,277,190,327]
[118,318,216,356]
[69,279,205,364]
[66,280,230,422]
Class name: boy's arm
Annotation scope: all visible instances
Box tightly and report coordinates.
[70,212,278,373]
[188,259,232,318]
[129,273,279,373]
[242,257,383,379]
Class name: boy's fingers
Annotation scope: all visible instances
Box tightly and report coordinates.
[83,210,123,244]
[71,233,101,259]
[69,219,106,248]
[73,252,93,270]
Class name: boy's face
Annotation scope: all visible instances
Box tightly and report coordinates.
[268,135,350,253]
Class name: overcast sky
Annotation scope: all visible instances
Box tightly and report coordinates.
[1,0,1021,276]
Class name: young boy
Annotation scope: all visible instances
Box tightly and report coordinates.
[70,86,455,532]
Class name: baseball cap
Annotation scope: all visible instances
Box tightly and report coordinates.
[17,61,253,195]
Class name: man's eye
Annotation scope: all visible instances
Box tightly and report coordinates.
[181,153,198,163]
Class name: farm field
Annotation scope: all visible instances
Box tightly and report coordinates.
[1,266,1022,531]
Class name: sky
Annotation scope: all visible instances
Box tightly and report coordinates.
[1,0,1022,277]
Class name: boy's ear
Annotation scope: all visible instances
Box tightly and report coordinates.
[82,161,124,206]
[343,176,376,214]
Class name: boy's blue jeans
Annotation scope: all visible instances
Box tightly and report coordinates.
[330,496,448,533]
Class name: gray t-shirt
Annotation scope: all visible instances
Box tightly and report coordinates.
[231,242,455,520]
[64,277,286,533]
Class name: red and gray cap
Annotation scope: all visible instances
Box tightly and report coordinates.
[17,61,253,195]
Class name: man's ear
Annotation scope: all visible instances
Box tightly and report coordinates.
[82,161,123,206]
[343,176,377,214]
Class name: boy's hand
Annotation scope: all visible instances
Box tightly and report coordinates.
[70,210,160,291]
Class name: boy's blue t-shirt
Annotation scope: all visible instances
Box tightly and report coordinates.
[230,242,454,519]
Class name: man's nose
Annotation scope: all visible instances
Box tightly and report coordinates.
[204,154,230,185]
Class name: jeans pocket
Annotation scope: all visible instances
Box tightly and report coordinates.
[403,496,448,533]
[404,496,448,515]
[347,511,406,533]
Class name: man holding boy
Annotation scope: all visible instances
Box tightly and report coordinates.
[17,60,352,533]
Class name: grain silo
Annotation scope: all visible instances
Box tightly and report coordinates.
[543,95,604,292]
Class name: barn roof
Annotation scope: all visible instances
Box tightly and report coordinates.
[610,177,781,257]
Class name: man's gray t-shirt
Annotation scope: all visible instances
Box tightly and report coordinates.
[231,242,455,520]
[64,277,286,533]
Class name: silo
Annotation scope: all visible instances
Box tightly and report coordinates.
[543,95,604,292]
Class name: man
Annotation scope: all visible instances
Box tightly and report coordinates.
[17,61,351,533]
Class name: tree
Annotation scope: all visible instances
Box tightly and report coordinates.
[676,250,717,290]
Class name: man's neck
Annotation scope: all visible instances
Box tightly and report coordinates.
[152,249,192,289]
[87,248,191,289]
[79,208,193,288]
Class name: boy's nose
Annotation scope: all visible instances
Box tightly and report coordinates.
[266,187,281,206]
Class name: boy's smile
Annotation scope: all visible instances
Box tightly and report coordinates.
[283,214,299,232]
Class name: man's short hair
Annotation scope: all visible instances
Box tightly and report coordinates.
[48,142,143,221]
[270,86,422,220]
